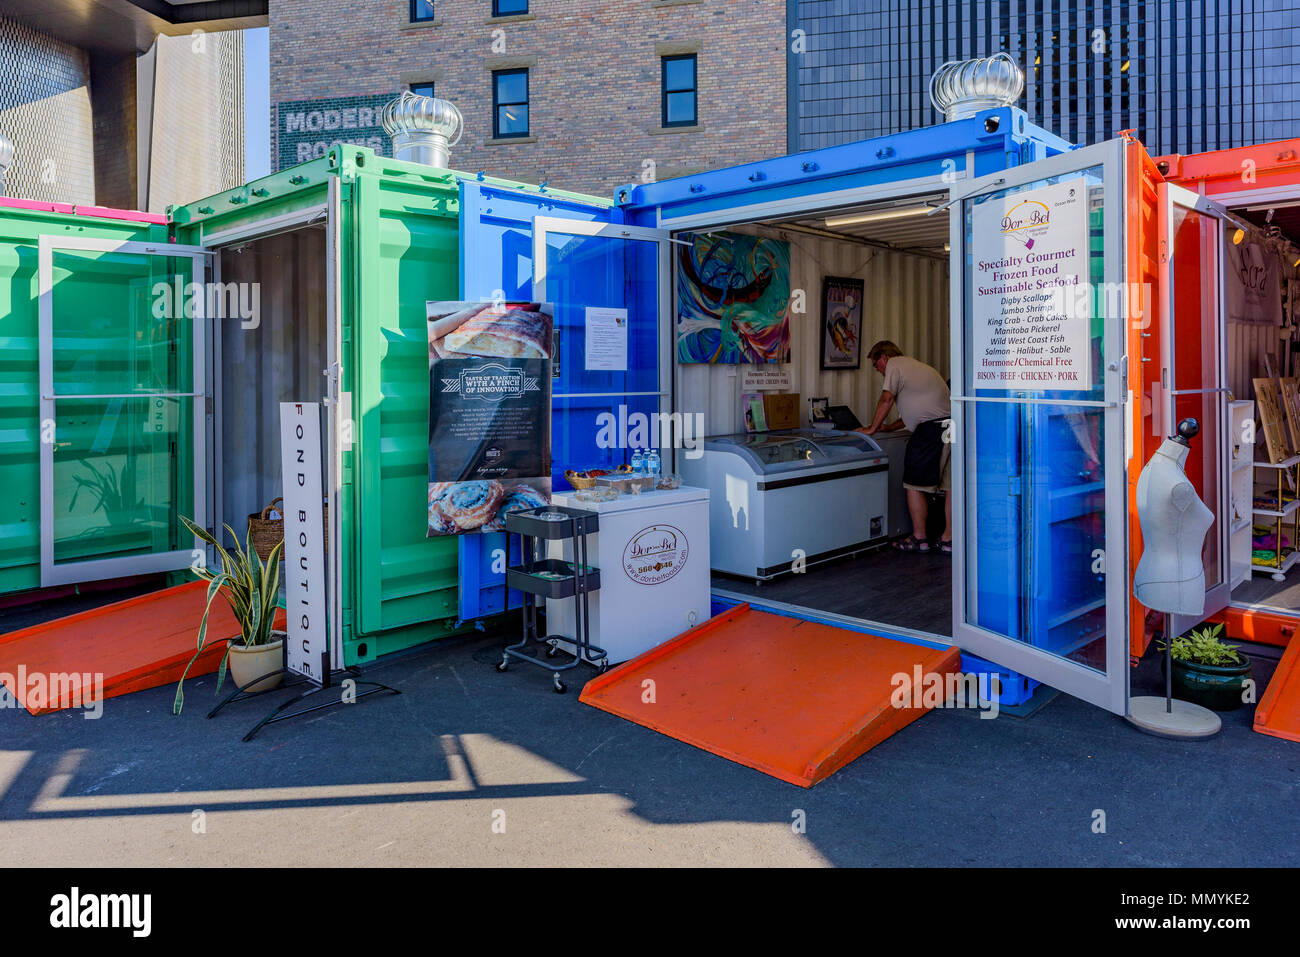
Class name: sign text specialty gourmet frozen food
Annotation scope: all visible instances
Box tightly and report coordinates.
[970,177,1092,390]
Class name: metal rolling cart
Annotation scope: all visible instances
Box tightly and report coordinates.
[496,505,606,693]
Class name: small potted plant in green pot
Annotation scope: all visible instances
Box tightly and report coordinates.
[1160,622,1252,712]
[173,516,285,715]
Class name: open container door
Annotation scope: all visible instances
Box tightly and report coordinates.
[1158,183,1232,637]
[532,215,672,482]
[455,181,669,622]
[37,236,209,587]
[948,139,1132,714]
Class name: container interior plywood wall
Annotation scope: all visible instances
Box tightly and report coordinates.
[674,222,949,440]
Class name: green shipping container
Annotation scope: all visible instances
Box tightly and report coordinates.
[0,144,613,665]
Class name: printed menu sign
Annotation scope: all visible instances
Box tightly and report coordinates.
[426,300,553,536]
[584,306,629,371]
[970,177,1092,390]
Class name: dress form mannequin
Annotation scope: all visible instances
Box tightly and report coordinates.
[1127,417,1221,739]
[1133,418,1215,616]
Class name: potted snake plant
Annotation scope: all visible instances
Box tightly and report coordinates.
[1159,622,1253,712]
[172,516,285,715]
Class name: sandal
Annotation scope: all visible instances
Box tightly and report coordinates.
[938,539,953,554]
[894,535,930,553]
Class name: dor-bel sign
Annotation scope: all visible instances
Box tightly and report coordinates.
[971,177,1092,390]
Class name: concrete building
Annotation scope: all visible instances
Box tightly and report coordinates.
[0,1,259,211]
[268,0,789,195]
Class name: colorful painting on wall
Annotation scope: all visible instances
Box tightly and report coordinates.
[676,232,791,364]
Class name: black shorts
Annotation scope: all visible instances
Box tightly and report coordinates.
[903,418,950,492]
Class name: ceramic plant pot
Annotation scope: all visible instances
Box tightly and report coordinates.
[226,634,284,693]
[1163,654,1252,712]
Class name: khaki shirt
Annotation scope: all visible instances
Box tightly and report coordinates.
[882,356,951,432]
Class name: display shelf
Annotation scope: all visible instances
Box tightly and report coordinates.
[497,505,606,693]
[1253,549,1300,581]
[505,505,598,540]
[506,559,600,599]
[1046,595,1105,633]
[1228,400,1256,593]
[1253,498,1300,519]
[1256,453,1300,470]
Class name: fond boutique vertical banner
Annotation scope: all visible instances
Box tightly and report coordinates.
[426,302,553,536]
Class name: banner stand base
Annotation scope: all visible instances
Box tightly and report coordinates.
[207,651,401,742]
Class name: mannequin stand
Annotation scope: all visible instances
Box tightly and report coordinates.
[1125,613,1222,739]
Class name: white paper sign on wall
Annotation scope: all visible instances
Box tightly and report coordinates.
[970,177,1092,391]
[584,306,629,371]
[280,402,328,682]
[741,367,792,391]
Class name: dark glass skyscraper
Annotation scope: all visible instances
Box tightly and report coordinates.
[791,0,1299,155]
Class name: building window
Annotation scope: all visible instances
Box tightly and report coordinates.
[410,0,435,22]
[493,68,529,138]
[661,54,697,127]
[410,82,436,98]
[493,0,528,14]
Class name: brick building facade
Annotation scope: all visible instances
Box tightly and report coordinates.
[269,0,789,196]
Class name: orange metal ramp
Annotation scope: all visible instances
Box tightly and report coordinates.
[0,581,286,715]
[1255,631,1300,744]
[579,603,962,787]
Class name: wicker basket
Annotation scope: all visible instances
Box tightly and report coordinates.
[247,497,329,561]
[564,464,633,489]
[247,498,285,561]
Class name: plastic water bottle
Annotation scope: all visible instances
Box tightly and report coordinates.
[631,448,645,475]
[646,448,661,481]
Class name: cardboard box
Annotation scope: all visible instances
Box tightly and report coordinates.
[762,392,800,431]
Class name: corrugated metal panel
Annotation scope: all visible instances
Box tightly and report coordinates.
[674,223,949,440]
[350,159,463,643]
[621,108,1072,227]
[456,179,616,622]
[216,228,328,541]
[0,204,165,596]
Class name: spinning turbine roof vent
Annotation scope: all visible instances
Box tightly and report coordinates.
[381,91,464,168]
[928,53,1025,122]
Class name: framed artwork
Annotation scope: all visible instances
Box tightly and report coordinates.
[676,231,791,364]
[820,276,864,370]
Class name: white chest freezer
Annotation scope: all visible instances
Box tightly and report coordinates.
[546,486,711,664]
[678,429,889,581]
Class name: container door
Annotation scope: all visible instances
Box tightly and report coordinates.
[38,236,209,587]
[949,138,1132,714]
[455,182,669,621]
[1158,184,1232,638]
[533,215,672,484]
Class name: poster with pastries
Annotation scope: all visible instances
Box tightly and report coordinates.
[426,300,553,536]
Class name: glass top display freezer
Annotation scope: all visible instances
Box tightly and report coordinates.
[678,429,889,582]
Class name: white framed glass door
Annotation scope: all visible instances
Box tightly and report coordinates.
[948,139,1131,715]
[1159,184,1232,637]
[38,236,209,587]
[532,216,673,482]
